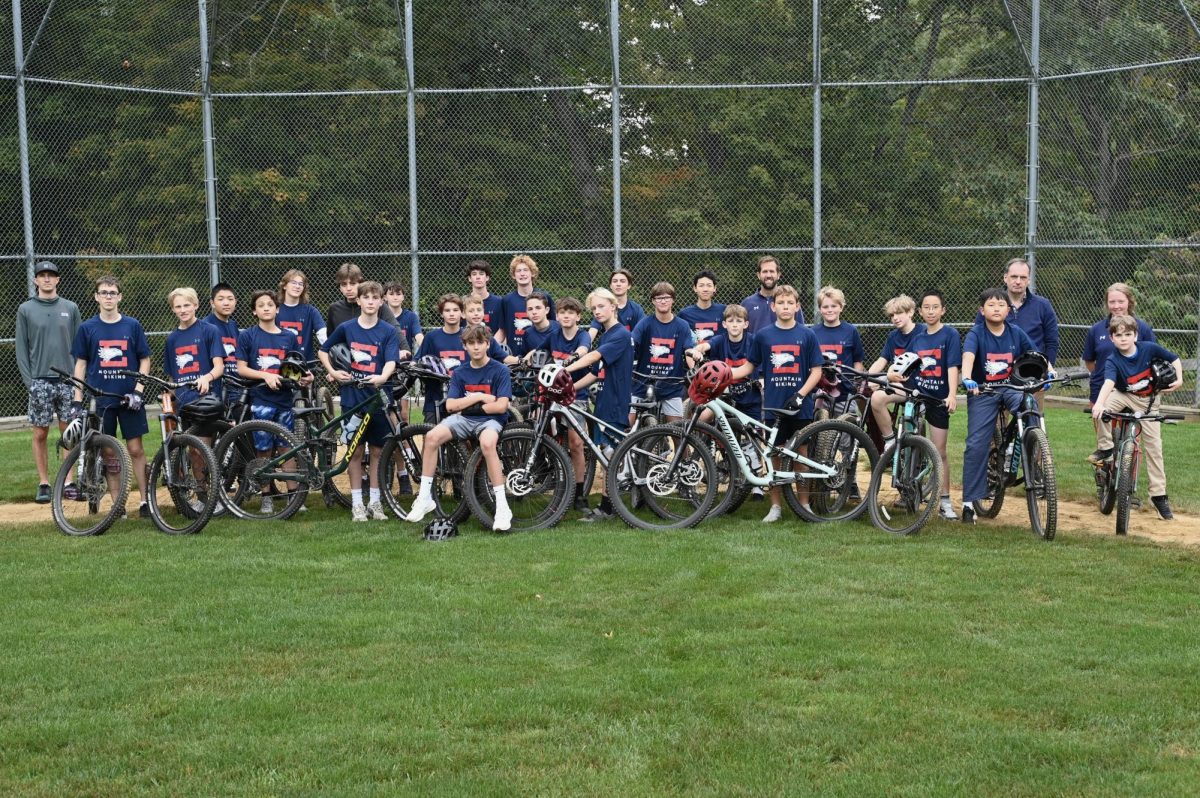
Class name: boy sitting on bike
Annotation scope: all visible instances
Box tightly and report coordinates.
[913,289,962,520]
[959,287,1038,525]
[542,296,592,512]
[407,324,514,532]
[867,294,926,448]
[319,281,400,522]
[1090,314,1183,521]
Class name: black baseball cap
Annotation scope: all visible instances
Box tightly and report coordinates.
[35,261,59,276]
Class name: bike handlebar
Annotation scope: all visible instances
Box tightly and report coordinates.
[1101,410,1186,423]
[50,366,128,401]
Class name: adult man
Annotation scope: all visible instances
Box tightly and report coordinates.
[975,257,1059,364]
[16,261,81,503]
[741,255,803,334]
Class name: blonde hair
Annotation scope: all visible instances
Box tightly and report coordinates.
[723,304,748,320]
[278,268,310,304]
[510,253,539,280]
[1106,282,1137,314]
[587,287,618,309]
[884,294,916,316]
[817,286,846,308]
[773,284,800,303]
[463,296,484,310]
[168,287,199,307]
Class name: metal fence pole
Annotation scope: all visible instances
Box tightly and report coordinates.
[12,0,36,296]
[811,0,822,314]
[198,0,221,286]
[404,0,420,313]
[1025,0,1041,289]
[609,0,622,270]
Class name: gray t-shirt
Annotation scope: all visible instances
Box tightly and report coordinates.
[16,295,81,387]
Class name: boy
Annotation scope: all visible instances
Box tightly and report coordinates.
[677,270,727,346]
[417,295,516,422]
[203,283,240,398]
[327,262,398,332]
[276,269,327,362]
[498,254,555,357]
[959,287,1038,525]
[912,289,962,520]
[1091,314,1183,520]
[521,291,560,358]
[630,282,696,424]
[809,286,865,394]
[466,259,505,331]
[164,287,226,413]
[71,275,152,516]
[320,281,400,522]
[407,324,514,531]
[384,280,423,353]
[867,294,926,443]
[608,268,645,331]
[236,290,313,514]
[17,261,80,503]
[566,288,634,522]
[541,296,592,511]
[731,284,822,522]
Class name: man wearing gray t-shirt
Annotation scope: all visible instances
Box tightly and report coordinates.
[16,262,81,503]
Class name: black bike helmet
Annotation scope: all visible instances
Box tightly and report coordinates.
[180,393,225,422]
[1149,358,1177,392]
[417,354,450,378]
[327,343,354,373]
[280,350,309,381]
[423,517,459,541]
[1011,351,1050,386]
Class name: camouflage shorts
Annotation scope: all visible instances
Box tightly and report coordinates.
[28,379,74,428]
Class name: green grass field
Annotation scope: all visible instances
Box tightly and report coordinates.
[2,407,1199,795]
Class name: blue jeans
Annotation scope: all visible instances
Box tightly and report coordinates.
[962,389,1023,504]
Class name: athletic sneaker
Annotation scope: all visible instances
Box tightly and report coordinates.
[938,497,958,520]
[367,501,388,521]
[580,508,614,523]
[138,502,151,519]
[398,475,413,495]
[260,496,274,515]
[750,487,765,502]
[493,504,513,532]
[961,504,976,525]
[406,495,436,523]
[1151,495,1175,521]
[352,504,368,522]
[63,482,81,501]
[35,483,51,504]
[763,504,783,523]
[1088,448,1114,465]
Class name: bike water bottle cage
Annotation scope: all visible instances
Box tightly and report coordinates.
[1010,351,1049,386]
[687,360,733,405]
[280,350,309,381]
[327,343,354,373]
[888,351,922,380]
[1149,358,1176,392]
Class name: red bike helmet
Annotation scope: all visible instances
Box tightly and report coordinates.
[537,363,577,406]
[688,360,733,405]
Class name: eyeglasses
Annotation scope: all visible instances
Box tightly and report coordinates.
[652,295,673,301]
[288,279,305,286]
[97,290,120,298]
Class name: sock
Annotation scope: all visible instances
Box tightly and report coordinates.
[963,500,974,510]
[351,489,363,508]
[397,468,408,478]
[493,485,509,510]
[599,495,614,514]
[418,475,433,498]
[575,482,585,500]
[763,504,783,521]
[369,488,380,504]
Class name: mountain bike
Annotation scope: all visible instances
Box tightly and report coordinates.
[1095,398,1183,535]
[118,370,220,535]
[615,377,880,531]
[48,367,133,537]
[973,374,1076,540]
[864,380,943,536]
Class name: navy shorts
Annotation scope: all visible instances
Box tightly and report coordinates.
[99,403,149,440]
[770,414,810,446]
[925,402,950,430]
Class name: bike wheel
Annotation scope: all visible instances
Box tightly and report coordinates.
[1023,427,1058,541]
[606,425,717,530]
[1114,439,1137,536]
[671,420,750,518]
[148,434,219,535]
[1097,456,1117,515]
[464,427,575,531]
[974,415,1007,519]
[784,419,879,523]
[378,424,471,523]
[211,420,310,520]
[867,435,941,535]
[52,433,131,536]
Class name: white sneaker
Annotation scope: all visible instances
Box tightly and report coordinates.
[938,498,958,520]
[405,494,436,523]
[763,504,783,523]
[260,495,274,514]
[368,501,388,521]
[493,503,513,532]
[352,504,368,522]
[297,503,307,514]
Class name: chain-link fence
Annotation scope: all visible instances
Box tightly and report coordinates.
[2,0,1199,419]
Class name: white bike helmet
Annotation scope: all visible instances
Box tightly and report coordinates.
[888,351,922,380]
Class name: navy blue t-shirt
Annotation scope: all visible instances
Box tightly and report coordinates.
[277,302,326,362]
[747,323,822,421]
[523,320,560,356]
[1103,342,1178,397]
[415,327,507,415]
[590,323,634,430]
[546,326,592,402]
[71,314,152,406]
[478,294,504,331]
[631,315,693,401]
[810,321,865,392]
[1083,317,1156,402]
[740,293,803,334]
[707,332,761,409]
[235,325,296,408]
[393,308,422,347]
[910,325,963,399]
[203,312,240,374]
[501,290,556,357]
[962,323,1035,384]
[448,359,513,419]
[323,318,401,409]
[879,323,927,363]
[677,303,727,346]
[165,322,225,407]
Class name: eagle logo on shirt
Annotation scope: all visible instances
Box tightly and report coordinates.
[921,356,938,371]
[770,344,802,375]
[349,342,379,373]
[513,317,533,333]
[174,344,200,375]
[649,343,671,359]
[280,320,304,344]
[983,359,1010,379]
[649,337,676,365]
[351,349,373,363]
[1127,377,1151,394]
[223,342,236,356]
[443,357,462,370]
[770,351,796,368]
[694,323,718,342]
[256,354,281,371]
[97,341,128,367]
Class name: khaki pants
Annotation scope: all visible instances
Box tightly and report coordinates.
[1096,392,1167,496]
